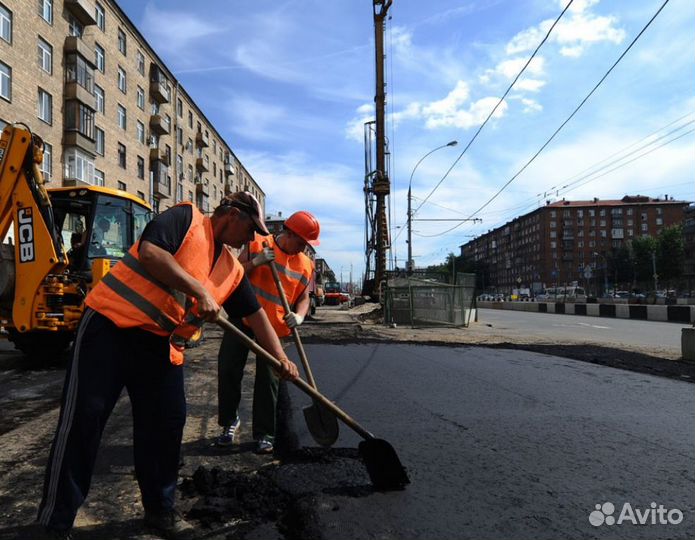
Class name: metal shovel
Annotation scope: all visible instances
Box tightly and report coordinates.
[215,314,410,491]
[266,258,339,447]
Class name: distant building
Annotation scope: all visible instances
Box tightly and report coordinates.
[460,195,691,292]
[0,0,264,214]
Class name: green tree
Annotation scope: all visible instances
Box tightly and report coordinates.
[657,225,684,285]
[608,244,634,287]
[630,236,658,286]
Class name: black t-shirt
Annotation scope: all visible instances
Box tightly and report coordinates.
[139,205,260,319]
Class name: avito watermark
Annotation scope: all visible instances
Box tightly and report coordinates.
[589,502,683,527]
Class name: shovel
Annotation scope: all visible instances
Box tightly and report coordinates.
[265,256,339,447]
[216,314,410,491]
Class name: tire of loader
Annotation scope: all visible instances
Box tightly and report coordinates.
[6,328,73,360]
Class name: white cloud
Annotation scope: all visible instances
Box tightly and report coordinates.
[515,78,546,92]
[520,98,543,113]
[506,0,625,57]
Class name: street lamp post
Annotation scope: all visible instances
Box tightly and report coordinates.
[407,140,458,273]
[593,252,608,297]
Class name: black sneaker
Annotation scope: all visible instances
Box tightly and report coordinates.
[215,416,241,447]
[144,509,196,540]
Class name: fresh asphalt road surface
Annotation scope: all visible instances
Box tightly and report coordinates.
[478,308,689,351]
[285,343,694,540]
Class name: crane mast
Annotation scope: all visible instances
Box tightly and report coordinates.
[363,0,392,301]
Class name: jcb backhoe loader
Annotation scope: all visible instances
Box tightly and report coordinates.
[0,124,153,357]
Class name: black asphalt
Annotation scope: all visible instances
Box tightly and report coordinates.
[282,343,695,540]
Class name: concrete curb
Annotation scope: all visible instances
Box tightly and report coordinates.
[479,301,695,324]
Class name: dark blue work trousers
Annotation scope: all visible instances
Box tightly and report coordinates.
[37,309,186,531]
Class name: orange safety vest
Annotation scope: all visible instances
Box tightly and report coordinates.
[86,203,244,365]
[248,234,313,338]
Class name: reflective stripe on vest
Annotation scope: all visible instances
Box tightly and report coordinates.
[272,261,310,288]
[100,272,178,334]
[251,285,283,308]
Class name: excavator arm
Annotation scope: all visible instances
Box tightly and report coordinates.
[0,124,69,332]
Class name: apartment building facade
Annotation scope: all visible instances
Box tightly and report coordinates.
[460,195,690,292]
[0,0,264,214]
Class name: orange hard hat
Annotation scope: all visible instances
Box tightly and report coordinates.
[285,211,320,246]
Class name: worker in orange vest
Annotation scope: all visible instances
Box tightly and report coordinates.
[216,211,320,454]
[37,192,298,540]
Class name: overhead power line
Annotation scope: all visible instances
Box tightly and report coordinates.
[421,0,673,240]
[410,0,576,221]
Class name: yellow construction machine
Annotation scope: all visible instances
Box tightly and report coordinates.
[0,124,153,357]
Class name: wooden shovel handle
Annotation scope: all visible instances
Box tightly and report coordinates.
[216,313,373,440]
[262,241,318,389]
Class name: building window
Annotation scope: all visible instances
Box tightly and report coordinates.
[94,169,105,187]
[66,53,94,93]
[117,28,126,55]
[117,143,126,168]
[65,100,94,139]
[136,120,144,143]
[39,0,52,24]
[177,98,183,117]
[118,181,126,191]
[176,127,183,146]
[137,190,145,200]
[600,230,607,238]
[117,66,127,93]
[95,43,105,72]
[41,142,52,181]
[68,15,83,37]
[599,209,606,217]
[136,50,145,75]
[186,138,193,155]
[177,183,183,203]
[95,2,105,31]
[164,114,171,133]
[0,3,11,44]
[641,213,647,221]
[589,209,595,217]
[64,148,95,184]
[188,190,193,202]
[136,86,144,110]
[117,104,126,129]
[94,85,104,113]
[0,61,10,102]
[599,220,606,227]
[37,37,52,73]
[38,88,52,124]
[188,111,193,129]
[95,127,104,155]
[656,217,663,225]
[656,207,663,215]
[549,231,556,239]
[137,156,144,179]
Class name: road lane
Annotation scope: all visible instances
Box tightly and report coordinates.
[478,308,689,351]
[286,343,695,540]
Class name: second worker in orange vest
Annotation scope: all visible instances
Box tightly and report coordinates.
[216,211,320,454]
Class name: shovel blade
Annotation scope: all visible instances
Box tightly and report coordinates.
[303,401,339,447]
[358,438,410,491]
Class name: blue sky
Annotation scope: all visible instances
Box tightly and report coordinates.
[119,0,694,282]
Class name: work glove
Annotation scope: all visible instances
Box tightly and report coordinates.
[283,311,304,329]
[252,246,276,267]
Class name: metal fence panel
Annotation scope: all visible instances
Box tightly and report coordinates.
[384,273,476,327]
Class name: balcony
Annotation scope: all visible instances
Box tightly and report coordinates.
[151,165,171,199]
[149,64,170,104]
[63,130,95,156]
[64,81,95,109]
[149,147,170,166]
[195,157,209,173]
[195,178,210,197]
[65,0,97,26]
[150,80,170,104]
[149,114,169,136]
[64,36,95,63]
[224,160,234,176]
[195,131,209,148]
